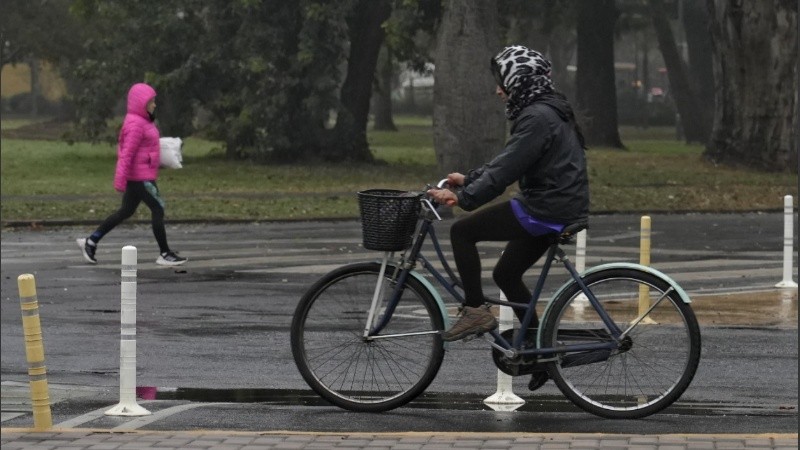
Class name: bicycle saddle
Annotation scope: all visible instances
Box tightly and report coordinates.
[558,220,588,244]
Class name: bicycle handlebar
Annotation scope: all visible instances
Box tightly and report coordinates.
[426,178,456,206]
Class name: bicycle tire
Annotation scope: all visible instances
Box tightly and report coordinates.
[541,267,701,419]
[291,262,446,412]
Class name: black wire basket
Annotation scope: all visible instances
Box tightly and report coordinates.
[357,189,422,251]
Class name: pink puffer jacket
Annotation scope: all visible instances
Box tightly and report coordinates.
[113,83,160,192]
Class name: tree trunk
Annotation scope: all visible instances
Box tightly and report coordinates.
[331,0,392,161]
[372,45,397,131]
[704,0,797,172]
[649,0,708,144]
[433,0,505,174]
[575,0,624,148]
[639,34,650,129]
[682,0,715,139]
[28,56,40,116]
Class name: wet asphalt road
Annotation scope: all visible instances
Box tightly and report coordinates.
[1,212,797,433]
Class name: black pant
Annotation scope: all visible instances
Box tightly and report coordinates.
[450,201,552,325]
[93,181,169,253]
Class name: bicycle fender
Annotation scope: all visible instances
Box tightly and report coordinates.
[538,262,692,347]
[408,270,452,330]
[546,261,692,314]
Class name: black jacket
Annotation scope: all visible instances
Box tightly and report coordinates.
[456,94,589,224]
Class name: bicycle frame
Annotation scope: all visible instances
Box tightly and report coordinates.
[365,194,657,363]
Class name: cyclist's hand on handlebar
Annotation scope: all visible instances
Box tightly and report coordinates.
[446,172,465,187]
[427,172,464,206]
[426,186,458,207]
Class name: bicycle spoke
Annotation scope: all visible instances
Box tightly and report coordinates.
[291,264,445,411]
[543,268,700,418]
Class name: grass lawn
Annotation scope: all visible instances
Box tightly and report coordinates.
[1,115,796,223]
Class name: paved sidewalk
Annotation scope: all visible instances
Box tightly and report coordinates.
[2,429,798,450]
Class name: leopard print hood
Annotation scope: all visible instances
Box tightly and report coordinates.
[491,45,554,120]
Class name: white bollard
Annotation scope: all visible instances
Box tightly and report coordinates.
[775,195,798,288]
[573,230,589,305]
[575,229,587,273]
[484,291,525,411]
[105,246,151,416]
[639,216,652,311]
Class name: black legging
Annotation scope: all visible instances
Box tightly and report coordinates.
[93,181,170,253]
[450,201,553,326]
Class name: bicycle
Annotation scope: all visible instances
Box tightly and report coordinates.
[290,181,701,419]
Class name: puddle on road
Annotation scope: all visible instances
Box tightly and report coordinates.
[150,387,590,413]
[690,289,797,328]
[146,387,793,416]
[147,387,608,413]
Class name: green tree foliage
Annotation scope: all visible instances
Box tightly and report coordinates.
[372,0,441,131]
[1,0,86,118]
[383,0,441,70]
[1,0,83,66]
[67,0,385,162]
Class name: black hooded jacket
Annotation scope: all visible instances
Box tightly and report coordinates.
[455,93,589,224]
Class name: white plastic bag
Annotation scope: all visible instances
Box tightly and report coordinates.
[159,137,183,169]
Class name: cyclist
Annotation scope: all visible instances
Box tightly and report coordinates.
[427,45,589,346]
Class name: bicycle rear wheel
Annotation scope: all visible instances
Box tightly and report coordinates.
[541,268,701,419]
[291,262,445,412]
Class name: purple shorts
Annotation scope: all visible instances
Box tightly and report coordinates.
[510,199,565,237]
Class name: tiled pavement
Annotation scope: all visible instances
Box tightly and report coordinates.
[1,429,798,450]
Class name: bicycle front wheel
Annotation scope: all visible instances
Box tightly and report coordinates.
[291,262,445,412]
[541,268,701,419]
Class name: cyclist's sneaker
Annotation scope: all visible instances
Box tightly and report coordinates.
[77,238,97,264]
[442,305,497,341]
[156,251,188,266]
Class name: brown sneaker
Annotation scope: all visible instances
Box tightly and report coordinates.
[442,305,498,341]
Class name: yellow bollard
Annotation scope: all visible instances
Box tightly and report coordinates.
[17,274,53,430]
[638,217,657,324]
[639,216,651,264]
[637,216,653,404]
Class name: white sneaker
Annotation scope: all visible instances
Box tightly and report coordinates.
[77,238,97,264]
[156,251,187,266]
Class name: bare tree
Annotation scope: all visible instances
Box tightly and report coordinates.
[433,0,505,173]
[373,45,398,131]
[681,0,715,139]
[575,0,624,148]
[704,0,797,172]
[332,0,393,161]
[649,0,707,143]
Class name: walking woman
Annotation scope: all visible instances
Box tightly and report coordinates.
[78,82,187,266]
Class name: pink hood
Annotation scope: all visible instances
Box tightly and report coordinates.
[113,83,161,191]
